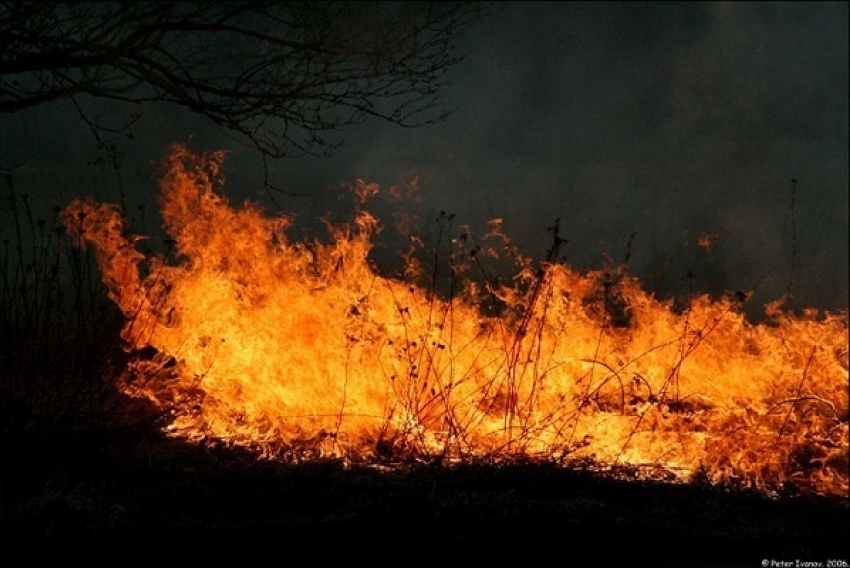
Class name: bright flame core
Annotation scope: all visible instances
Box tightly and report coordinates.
[63,145,848,497]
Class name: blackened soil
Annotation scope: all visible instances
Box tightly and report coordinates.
[2,425,848,568]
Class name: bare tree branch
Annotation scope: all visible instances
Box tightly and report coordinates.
[1,1,493,158]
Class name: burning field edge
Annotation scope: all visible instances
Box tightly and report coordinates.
[53,145,850,498]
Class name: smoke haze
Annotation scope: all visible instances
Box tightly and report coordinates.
[1,2,847,315]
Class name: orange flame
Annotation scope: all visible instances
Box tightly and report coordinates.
[62,145,848,497]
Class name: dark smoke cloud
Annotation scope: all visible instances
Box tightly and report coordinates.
[1,2,847,315]
[321,2,849,314]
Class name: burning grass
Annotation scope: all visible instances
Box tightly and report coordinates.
[53,144,848,499]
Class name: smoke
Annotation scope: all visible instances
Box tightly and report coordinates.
[1,2,847,315]
[321,2,849,314]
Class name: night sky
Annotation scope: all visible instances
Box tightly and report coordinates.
[1,2,847,316]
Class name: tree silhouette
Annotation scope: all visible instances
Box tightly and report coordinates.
[1,1,490,159]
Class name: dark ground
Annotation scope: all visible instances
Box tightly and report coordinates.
[1,422,848,568]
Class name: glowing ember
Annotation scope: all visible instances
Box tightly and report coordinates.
[62,145,848,497]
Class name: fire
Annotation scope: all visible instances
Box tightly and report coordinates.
[62,145,848,497]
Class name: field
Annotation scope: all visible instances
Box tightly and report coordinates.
[2,152,848,568]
